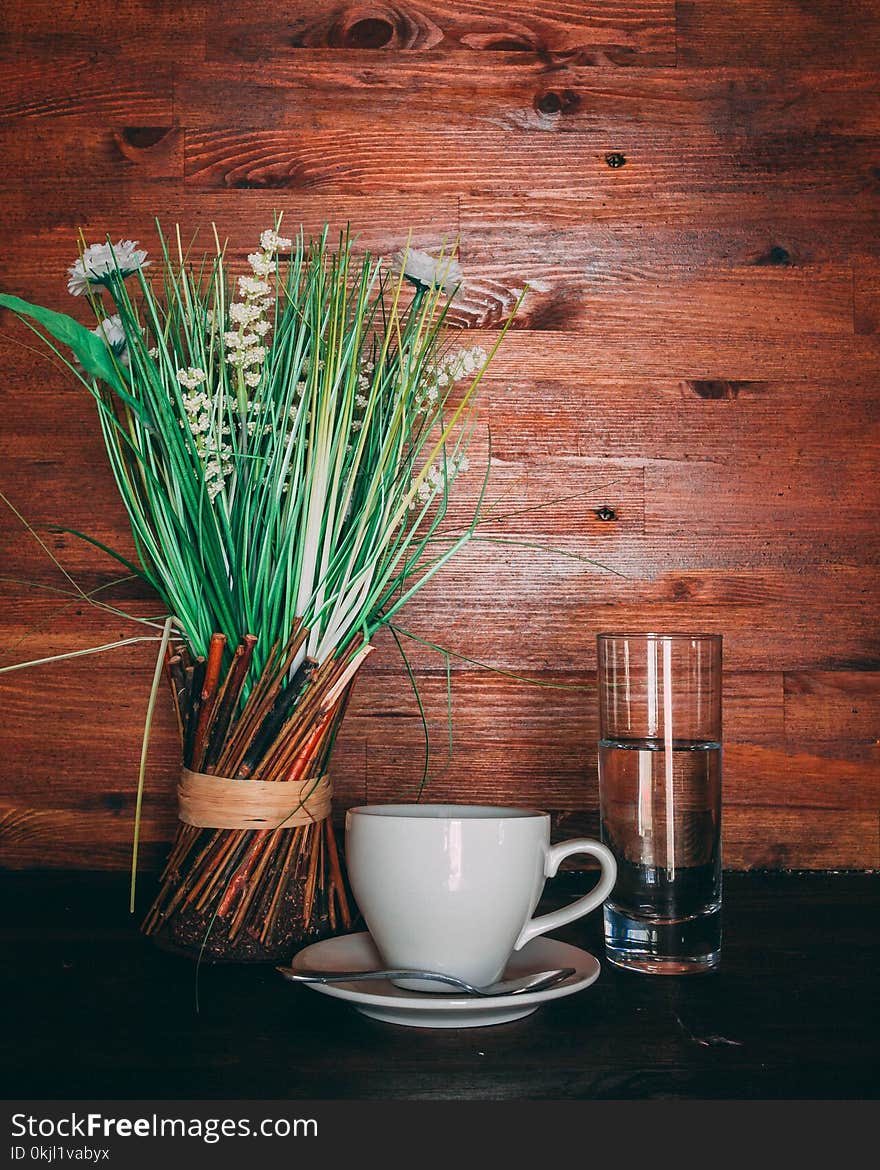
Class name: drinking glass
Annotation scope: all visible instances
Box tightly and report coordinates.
[597,633,722,973]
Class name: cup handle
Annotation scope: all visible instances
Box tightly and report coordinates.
[514,839,617,951]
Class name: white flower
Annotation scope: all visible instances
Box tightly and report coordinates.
[260,229,293,253]
[394,248,462,294]
[238,275,271,299]
[253,319,271,336]
[176,366,207,390]
[91,314,133,366]
[182,391,209,413]
[435,345,487,386]
[242,345,266,368]
[68,240,149,296]
[244,370,261,388]
[227,345,265,369]
[248,251,275,278]
[228,301,260,326]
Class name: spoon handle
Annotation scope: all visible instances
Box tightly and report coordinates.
[278,968,477,992]
[277,966,576,996]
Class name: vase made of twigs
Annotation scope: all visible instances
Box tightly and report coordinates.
[142,626,367,962]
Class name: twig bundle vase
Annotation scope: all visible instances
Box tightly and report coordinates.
[0,223,519,963]
[143,627,367,962]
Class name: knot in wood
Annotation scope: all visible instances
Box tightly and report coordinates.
[327,6,421,50]
[595,506,617,522]
[344,15,395,48]
[605,152,627,168]
[535,89,581,116]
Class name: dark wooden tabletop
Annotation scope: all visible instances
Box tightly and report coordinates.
[1,872,876,1100]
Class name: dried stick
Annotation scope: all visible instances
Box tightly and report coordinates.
[182,656,206,766]
[203,634,257,772]
[227,828,281,939]
[164,649,184,740]
[235,656,317,779]
[190,633,227,771]
[217,828,269,919]
[324,818,352,929]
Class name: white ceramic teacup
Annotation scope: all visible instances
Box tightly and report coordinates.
[345,803,617,991]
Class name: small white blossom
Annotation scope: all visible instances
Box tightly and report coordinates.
[238,275,272,299]
[253,319,271,336]
[176,367,208,390]
[92,314,133,366]
[260,229,293,253]
[68,239,149,296]
[182,391,208,412]
[437,345,487,385]
[228,301,260,326]
[394,248,462,294]
[248,251,275,278]
[244,370,261,388]
[241,345,267,368]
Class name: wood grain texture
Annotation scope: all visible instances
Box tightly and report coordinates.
[676,1,880,68]
[0,1,878,871]
[206,2,676,64]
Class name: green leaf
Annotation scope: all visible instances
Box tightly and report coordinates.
[0,292,126,391]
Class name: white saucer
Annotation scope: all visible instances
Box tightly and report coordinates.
[288,932,601,1028]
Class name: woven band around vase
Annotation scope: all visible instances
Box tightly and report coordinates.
[178,768,332,830]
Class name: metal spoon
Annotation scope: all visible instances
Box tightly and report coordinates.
[276,965,576,996]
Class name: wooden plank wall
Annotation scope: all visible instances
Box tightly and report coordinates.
[0,1,878,871]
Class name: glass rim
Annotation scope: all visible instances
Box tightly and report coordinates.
[597,632,722,643]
